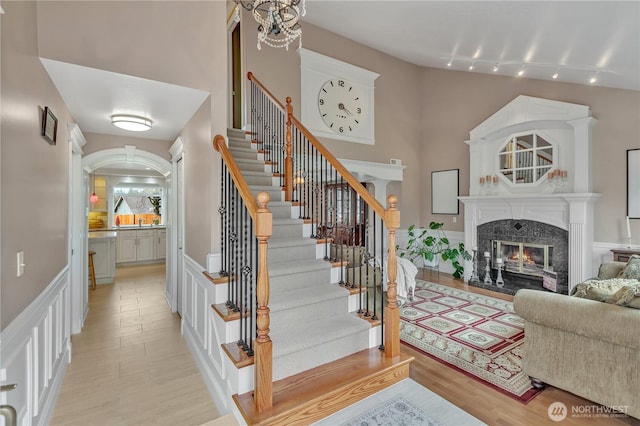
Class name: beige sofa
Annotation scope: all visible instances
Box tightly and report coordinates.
[514,289,640,419]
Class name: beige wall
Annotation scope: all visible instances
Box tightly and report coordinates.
[36,1,219,91]
[180,97,219,266]
[1,1,74,328]
[420,67,640,242]
[242,18,423,226]
[83,132,173,160]
[37,1,228,267]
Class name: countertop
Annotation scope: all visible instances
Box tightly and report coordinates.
[89,226,166,232]
[88,231,117,239]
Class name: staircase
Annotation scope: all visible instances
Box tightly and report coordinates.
[212,128,413,424]
[226,128,371,382]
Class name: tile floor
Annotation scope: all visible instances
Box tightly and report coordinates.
[50,264,221,426]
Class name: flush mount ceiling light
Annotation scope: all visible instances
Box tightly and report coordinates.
[233,0,305,50]
[111,115,152,132]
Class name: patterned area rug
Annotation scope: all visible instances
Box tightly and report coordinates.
[343,395,443,426]
[400,280,541,403]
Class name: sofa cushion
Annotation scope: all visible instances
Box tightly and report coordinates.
[597,261,626,279]
[572,279,630,301]
[607,283,640,309]
[618,254,640,280]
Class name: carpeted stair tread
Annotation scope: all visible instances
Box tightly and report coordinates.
[270,313,370,358]
[268,236,317,249]
[272,218,304,226]
[268,259,331,276]
[270,283,348,312]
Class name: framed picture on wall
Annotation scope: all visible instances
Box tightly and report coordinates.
[41,106,58,145]
[432,169,459,214]
[628,148,640,219]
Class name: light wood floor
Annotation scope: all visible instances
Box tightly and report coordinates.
[50,265,639,426]
[409,269,639,426]
[50,264,220,426]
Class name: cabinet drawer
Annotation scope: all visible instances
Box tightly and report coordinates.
[136,230,154,237]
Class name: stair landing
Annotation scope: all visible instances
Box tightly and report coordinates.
[233,348,414,425]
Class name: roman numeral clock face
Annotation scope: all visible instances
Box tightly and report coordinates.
[318,79,363,134]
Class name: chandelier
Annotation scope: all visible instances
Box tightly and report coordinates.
[234,0,305,50]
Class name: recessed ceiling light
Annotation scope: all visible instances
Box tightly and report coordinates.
[517,69,525,77]
[469,63,475,71]
[589,76,598,84]
[111,115,152,132]
[552,72,559,79]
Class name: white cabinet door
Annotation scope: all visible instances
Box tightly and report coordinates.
[155,229,167,259]
[136,231,155,261]
[117,232,137,263]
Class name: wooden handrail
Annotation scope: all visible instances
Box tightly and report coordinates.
[289,115,387,218]
[248,72,286,112]
[213,134,259,220]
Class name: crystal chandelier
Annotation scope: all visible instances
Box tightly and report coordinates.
[234,0,305,50]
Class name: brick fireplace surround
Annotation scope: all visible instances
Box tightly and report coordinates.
[460,96,599,294]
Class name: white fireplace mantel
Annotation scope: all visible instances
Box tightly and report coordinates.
[460,193,600,291]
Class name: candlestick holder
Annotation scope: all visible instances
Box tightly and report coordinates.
[469,249,479,284]
[483,252,492,285]
[496,261,505,287]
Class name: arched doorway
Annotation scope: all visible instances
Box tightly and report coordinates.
[71,146,173,334]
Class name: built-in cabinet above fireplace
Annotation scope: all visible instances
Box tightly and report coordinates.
[460,96,600,293]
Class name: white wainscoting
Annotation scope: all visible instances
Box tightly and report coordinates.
[0,267,71,426]
[181,255,239,417]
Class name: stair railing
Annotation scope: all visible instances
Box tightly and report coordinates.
[213,135,274,411]
[248,72,402,361]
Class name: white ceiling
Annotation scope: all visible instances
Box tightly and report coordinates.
[41,58,209,142]
[303,1,640,91]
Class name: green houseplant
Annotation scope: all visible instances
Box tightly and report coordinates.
[398,221,471,279]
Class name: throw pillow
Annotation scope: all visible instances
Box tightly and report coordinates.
[607,283,640,309]
[618,254,640,280]
[573,279,629,301]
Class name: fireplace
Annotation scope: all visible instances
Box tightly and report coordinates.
[492,240,552,277]
[459,95,599,294]
[476,219,569,295]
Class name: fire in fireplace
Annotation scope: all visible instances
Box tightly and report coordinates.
[491,240,553,277]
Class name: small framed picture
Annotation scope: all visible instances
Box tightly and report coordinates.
[41,106,58,145]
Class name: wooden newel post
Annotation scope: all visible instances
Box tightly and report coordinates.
[384,195,401,358]
[284,97,294,202]
[254,192,273,411]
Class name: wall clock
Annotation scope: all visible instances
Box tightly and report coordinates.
[318,78,364,135]
[299,48,379,145]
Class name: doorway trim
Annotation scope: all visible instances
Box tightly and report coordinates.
[168,137,185,313]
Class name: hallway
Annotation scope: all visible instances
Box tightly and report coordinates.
[50,264,220,425]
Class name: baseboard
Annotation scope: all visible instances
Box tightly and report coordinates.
[0,266,71,426]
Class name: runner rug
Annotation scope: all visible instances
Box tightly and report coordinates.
[400,280,541,403]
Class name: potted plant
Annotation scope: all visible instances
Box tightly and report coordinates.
[398,221,471,279]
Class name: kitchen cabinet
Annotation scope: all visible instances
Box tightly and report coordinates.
[117,229,155,263]
[88,231,116,284]
[155,229,167,260]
